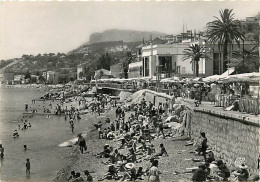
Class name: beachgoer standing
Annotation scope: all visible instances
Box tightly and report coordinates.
[26,158,30,174]
[84,170,93,182]
[197,132,208,161]
[148,160,160,182]
[0,144,4,159]
[78,134,87,154]
[70,119,74,133]
[25,103,28,111]
[158,119,165,139]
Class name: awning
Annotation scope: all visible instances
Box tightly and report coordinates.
[204,75,221,82]
[129,61,142,68]
[220,67,235,77]
[221,72,260,83]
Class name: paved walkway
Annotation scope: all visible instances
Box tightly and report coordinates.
[179,98,259,124]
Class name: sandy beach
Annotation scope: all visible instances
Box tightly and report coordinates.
[54,106,203,182]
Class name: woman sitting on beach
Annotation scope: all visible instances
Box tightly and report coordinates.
[126,148,137,163]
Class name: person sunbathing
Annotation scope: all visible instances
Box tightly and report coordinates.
[120,163,136,181]
[98,164,119,181]
[153,143,168,158]
[126,148,137,163]
[95,145,112,158]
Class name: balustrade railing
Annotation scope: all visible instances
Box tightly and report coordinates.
[88,82,259,115]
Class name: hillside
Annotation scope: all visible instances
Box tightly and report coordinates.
[68,40,141,55]
[0,29,167,83]
[88,29,166,44]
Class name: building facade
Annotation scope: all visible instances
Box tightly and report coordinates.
[46,71,59,84]
[140,43,213,79]
[128,61,143,78]
[208,40,256,75]
[77,65,84,80]
[110,63,124,78]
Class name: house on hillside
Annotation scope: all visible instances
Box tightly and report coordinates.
[13,74,25,84]
[1,71,15,84]
[46,71,59,84]
[94,69,112,80]
[77,64,87,80]
[241,15,260,41]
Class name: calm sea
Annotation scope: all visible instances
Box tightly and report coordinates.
[0,87,87,182]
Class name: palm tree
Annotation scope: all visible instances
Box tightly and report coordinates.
[206,9,245,73]
[182,44,206,77]
[227,45,259,73]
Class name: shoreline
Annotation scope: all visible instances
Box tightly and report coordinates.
[53,103,199,182]
[53,110,116,182]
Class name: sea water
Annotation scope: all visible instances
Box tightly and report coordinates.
[0,87,87,181]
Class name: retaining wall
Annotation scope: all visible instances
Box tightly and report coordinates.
[135,90,259,172]
[144,89,173,108]
[187,108,259,172]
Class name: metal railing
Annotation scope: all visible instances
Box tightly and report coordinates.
[85,82,259,115]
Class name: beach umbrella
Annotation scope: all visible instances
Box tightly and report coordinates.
[125,163,135,169]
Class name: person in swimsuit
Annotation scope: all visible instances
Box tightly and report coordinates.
[148,160,160,182]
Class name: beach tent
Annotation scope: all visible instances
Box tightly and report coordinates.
[204,75,222,82]
[221,72,260,83]
[160,76,181,83]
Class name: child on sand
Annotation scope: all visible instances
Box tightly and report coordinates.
[26,158,30,174]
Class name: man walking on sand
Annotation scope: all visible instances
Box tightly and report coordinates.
[26,158,30,174]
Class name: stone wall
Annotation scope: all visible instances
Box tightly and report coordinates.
[144,89,173,108]
[128,89,259,172]
[188,108,259,172]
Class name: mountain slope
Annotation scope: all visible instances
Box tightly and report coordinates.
[88,29,166,44]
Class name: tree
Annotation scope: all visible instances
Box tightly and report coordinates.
[79,71,84,79]
[227,45,259,73]
[206,9,245,72]
[24,70,31,80]
[97,53,112,70]
[182,44,207,77]
[35,71,40,76]
[39,75,46,83]
[95,70,104,80]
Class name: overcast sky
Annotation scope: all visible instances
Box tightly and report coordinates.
[0,1,259,60]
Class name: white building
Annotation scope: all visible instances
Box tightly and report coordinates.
[140,42,213,79]
[46,71,59,84]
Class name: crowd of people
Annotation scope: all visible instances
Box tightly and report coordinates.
[68,92,259,182]
[1,84,258,182]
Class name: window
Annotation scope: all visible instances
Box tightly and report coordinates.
[176,66,180,74]
[143,57,149,77]
[213,53,221,75]
[181,67,186,74]
[247,24,253,32]
[158,56,172,73]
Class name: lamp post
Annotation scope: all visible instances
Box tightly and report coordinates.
[156,65,163,92]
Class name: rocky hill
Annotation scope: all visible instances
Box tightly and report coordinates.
[87,29,166,44]
[68,40,141,55]
[0,29,167,82]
